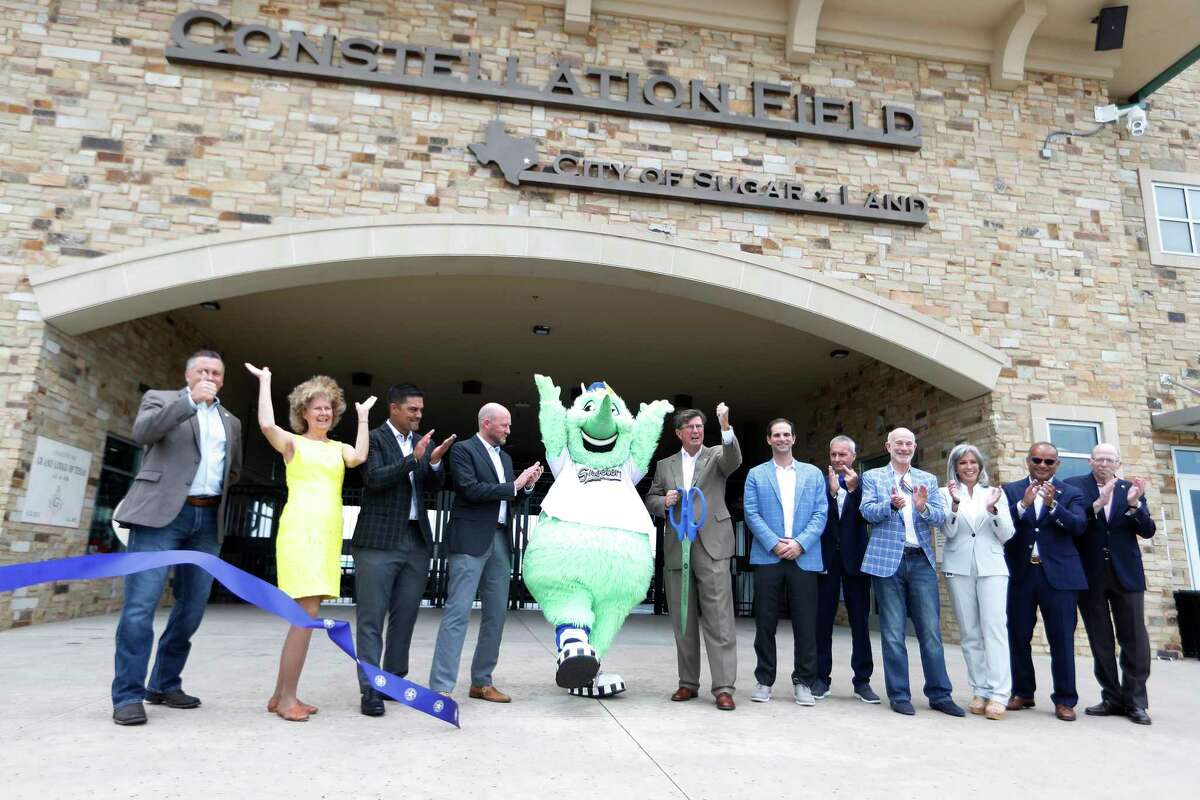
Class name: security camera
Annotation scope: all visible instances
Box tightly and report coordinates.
[1126,107,1147,137]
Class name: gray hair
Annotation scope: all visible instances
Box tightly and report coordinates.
[829,435,857,454]
[946,443,991,487]
[185,349,223,370]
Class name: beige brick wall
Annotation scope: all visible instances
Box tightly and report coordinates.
[0,1,1196,652]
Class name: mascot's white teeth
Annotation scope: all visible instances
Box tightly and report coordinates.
[581,431,618,447]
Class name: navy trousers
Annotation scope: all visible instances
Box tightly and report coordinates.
[815,557,874,689]
[1007,563,1079,708]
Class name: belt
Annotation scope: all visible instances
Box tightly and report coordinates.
[903,546,924,555]
[1030,555,1042,565]
[186,495,221,507]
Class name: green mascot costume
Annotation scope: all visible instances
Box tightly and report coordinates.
[522,375,673,697]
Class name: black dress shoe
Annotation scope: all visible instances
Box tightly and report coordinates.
[360,691,385,717]
[113,702,147,726]
[1127,708,1152,725]
[1085,700,1125,717]
[145,690,201,709]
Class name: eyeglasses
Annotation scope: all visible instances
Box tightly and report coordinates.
[1091,457,1118,464]
[1029,457,1058,466]
[680,424,704,431]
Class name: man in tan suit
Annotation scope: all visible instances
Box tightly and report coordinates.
[646,403,742,709]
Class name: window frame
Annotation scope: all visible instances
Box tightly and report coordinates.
[1029,402,1119,480]
[1171,446,1200,590]
[1045,420,1102,479]
[1139,167,1200,269]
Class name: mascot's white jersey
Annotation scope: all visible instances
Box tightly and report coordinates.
[540,449,655,535]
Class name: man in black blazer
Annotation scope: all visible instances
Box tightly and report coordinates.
[1002,441,1087,721]
[1064,443,1156,725]
[428,403,542,701]
[813,435,878,703]
[351,383,455,717]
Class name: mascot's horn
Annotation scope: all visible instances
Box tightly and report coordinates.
[585,393,618,439]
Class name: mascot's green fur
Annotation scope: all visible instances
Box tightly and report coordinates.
[522,374,673,696]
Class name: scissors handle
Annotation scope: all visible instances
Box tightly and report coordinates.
[668,486,707,541]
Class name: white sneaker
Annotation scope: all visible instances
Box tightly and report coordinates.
[794,684,816,706]
[751,684,772,702]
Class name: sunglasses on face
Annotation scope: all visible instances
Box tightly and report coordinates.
[1030,457,1058,466]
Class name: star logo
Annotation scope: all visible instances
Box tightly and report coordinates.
[469,120,538,186]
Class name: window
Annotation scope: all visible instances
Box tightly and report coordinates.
[86,435,142,553]
[1139,168,1200,269]
[1047,421,1100,478]
[1029,402,1118,482]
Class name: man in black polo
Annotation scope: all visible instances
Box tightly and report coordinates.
[351,383,454,716]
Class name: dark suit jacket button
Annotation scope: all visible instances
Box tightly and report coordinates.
[970,533,975,537]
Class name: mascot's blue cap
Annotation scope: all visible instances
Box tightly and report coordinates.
[587,381,607,392]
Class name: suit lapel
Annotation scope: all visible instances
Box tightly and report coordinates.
[184,388,202,452]
[1109,479,1129,522]
[691,448,709,488]
[766,464,782,508]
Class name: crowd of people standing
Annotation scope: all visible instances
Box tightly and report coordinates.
[109,350,1157,729]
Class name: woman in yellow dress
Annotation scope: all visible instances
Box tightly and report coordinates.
[246,364,375,722]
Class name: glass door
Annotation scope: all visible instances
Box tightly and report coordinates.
[1172,448,1200,589]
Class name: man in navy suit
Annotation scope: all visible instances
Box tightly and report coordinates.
[813,435,877,704]
[1064,443,1156,725]
[428,403,542,702]
[1001,442,1087,721]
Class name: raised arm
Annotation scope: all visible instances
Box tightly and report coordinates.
[533,374,568,461]
[342,395,377,468]
[245,364,293,460]
[715,403,742,476]
[630,398,674,475]
[131,391,196,445]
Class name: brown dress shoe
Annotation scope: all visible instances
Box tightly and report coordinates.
[469,685,511,703]
[1006,695,1035,711]
[670,687,699,702]
[1055,704,1076,721]
[715,692,736,711]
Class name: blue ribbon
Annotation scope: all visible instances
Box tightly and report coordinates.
[0,551,459,728]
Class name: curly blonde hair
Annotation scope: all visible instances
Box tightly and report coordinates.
[287,375,346,434]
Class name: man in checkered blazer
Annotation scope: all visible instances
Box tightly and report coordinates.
[859,427,963,718]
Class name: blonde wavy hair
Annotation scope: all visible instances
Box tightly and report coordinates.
[287,375,346,434]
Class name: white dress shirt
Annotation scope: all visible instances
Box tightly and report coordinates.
[187,393,226,497]
[775,460,798,538]
[1016,484,1051,558]
[680,427,735,489]
[387,420,442,521]
[477,433,508,525]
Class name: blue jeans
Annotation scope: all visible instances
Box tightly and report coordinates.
[112,505,220,709]
[872,549,953,705]
[428,529,512,692]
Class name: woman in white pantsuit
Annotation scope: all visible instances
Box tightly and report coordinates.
[938,444,1015,720]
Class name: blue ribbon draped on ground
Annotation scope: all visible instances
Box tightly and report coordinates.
[0,551,459,728]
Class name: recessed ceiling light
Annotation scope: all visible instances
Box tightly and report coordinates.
[830,349,849,359]
[532,325,552,336]
[200,300,221,311]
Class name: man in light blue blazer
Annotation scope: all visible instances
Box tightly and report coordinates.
[743,418,827,706]
[860,427,963,717]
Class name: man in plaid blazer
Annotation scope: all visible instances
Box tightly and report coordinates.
[859,427,963,717]
[351,383,454,716]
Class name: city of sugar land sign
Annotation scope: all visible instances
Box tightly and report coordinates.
[470,121,928,225]
[164,9,929,226]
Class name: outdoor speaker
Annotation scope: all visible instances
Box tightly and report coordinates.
[462,379,482,395]
[1094,6,1128,52]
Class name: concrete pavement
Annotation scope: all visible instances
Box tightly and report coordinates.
[1,605,1195,799]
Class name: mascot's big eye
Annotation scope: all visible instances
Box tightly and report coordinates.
[583,401,594,412]
[611,405,619,416]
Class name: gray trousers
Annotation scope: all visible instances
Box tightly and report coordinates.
[664,543,738,697]
[946,569,1011,703]
[428,528,512,692]
[353,532,430,693]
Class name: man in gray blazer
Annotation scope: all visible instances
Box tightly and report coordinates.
[111,350,242,726]
[646,404,742,710]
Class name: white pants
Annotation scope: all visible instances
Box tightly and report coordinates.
[946,569,1011,702]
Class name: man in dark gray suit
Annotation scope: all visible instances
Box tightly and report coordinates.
[111,350,242,726]
[352,383,455,717]
[428,403,542,702]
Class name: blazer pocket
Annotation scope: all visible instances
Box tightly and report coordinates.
[134,469,162,483]
[716,510,731,522]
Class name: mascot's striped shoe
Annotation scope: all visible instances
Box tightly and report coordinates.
[555,625,601,689]
[569,673,626,698]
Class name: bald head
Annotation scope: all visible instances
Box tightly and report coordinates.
[885,427,916,469]
[478,402,512,446]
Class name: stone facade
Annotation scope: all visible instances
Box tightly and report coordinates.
[0,0,1197,654]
